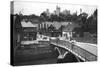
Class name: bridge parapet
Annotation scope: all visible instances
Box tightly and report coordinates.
[51,39,97,61]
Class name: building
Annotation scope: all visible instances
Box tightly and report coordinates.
[62,10,70,15]
[61,22,80,40]
[44,9,50,17]
[20,19,39,41]
[54,6,61,16]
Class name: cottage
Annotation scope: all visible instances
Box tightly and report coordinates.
[20,19,38,41]
[61,22,79,40]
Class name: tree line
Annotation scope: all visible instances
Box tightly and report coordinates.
[12,9,97,36]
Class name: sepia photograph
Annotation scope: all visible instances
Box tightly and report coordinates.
[10,1,97,66]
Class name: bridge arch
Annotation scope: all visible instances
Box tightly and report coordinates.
[54,47,61,55]
[54,47,69,59]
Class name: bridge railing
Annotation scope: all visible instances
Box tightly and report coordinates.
[50,39,97,61]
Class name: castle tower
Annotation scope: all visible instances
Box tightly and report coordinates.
[55,6,61,16]
[80,8,82,14]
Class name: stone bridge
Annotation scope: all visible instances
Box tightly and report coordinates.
[50,39,97,62]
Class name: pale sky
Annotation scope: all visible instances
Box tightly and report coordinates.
[13,1,97,16]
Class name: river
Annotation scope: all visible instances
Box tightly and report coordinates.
[13,42,83,66]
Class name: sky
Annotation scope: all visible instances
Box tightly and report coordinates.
[13,1,97,16]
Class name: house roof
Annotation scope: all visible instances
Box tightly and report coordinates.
[21,21,38,27]
[63,22,80,32]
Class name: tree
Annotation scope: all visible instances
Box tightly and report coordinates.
[87,9,97,34]
[40,12,49,21]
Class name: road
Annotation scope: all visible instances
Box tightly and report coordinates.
[75,42,97,56]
